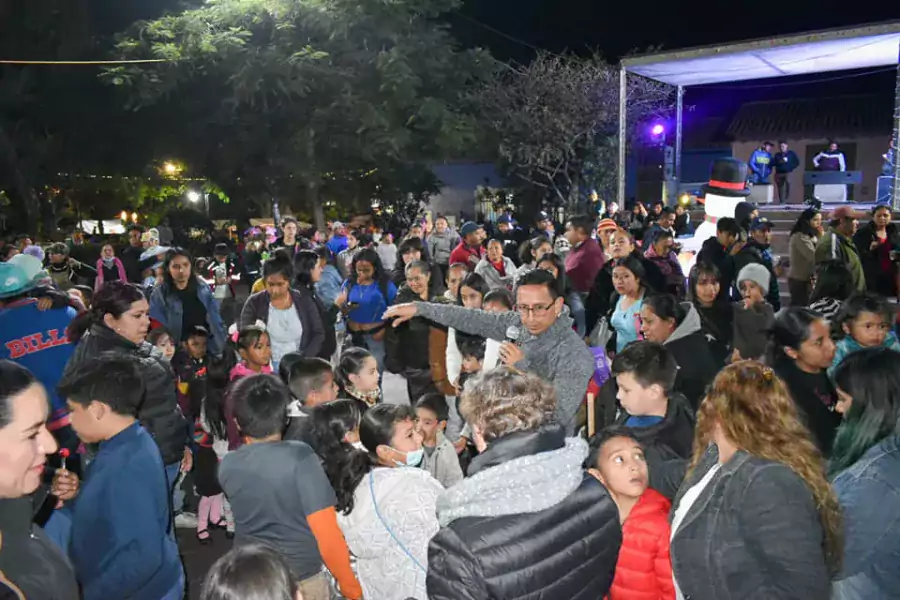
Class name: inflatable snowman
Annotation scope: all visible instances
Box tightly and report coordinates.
[680,158,752,255]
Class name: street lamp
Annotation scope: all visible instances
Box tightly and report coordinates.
[163,162,178,175]
[186,190,201,203]
[186,190,210,217]
[120,210,128,221]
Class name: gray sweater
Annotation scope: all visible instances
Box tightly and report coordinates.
[415,302,595,432]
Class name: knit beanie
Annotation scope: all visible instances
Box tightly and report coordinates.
[737,263,770,292]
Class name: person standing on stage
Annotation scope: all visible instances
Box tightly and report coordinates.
[813,140,847,172]
[748,141,774,184]
[773,141,800,203]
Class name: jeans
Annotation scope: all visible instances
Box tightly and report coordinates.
[360,333,386,374]
[775,173,790,203]
[164,461,186,515]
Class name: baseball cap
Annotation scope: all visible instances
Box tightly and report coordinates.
[459,221,483,236]
[332,221,345,231]
[830,206,865,221]
[749,217,774,231]
[497,214,514,225]
[536,211,551,223]
[0,254,45,299]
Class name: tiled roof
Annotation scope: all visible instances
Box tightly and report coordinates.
[726,95,893,141]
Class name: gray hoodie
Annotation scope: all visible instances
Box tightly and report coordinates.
[414,302,595,432]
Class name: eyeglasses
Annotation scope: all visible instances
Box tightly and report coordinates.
[516,303,554,316]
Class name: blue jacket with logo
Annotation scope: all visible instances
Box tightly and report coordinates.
[0,299,77,428]
[748,149,773,183]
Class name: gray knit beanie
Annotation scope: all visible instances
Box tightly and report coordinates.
[737,263,770,292]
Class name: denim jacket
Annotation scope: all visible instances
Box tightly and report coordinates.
[831,435,900,600]
[670,446,830,600]
[149,280,227,355]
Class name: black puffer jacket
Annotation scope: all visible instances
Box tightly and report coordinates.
[64,323,187,465]
[0,493,79,600]
[427,425,621,600]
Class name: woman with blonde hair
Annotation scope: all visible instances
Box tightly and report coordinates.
[670,361,842,600]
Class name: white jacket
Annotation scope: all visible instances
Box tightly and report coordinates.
[337,467,442,600]
[445,327,502,387]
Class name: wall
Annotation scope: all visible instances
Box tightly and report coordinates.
[731,135,890,202]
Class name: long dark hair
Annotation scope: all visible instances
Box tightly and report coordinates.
[348,248,391,300]
[192,353,236,435]
[643,293,686,327]
[0,360,36,428]
[308,400,368,514]
[535,252,574,298]
[457,272,491,305]
[790,207,820,237]
[67,280,146,344]
[830,348,900,475]
[519,235,551,265]
[162,247,199,294]
[336,347,374,395]
[293,250,319,289]
[768,307,823,366]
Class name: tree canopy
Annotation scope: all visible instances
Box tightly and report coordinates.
[476,51,672,210]
[106,0,494,230]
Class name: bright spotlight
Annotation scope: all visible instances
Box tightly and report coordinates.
[651,124,665,136]
[186,190,201,203]
[163,162,177,175]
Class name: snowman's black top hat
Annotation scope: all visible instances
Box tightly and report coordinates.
[702,157,751,197]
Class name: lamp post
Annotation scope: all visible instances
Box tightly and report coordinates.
[186,190,209,217]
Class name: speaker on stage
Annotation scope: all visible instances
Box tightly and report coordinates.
[877,176,893,206]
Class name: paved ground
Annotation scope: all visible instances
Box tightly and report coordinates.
[178,372,410,598]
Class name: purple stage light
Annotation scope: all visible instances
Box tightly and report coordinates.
[651,124,665,136]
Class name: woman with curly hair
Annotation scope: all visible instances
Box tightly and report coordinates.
[670,361,843,600]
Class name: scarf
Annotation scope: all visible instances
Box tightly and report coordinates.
[345,384,381,407]
[94,256,127,292]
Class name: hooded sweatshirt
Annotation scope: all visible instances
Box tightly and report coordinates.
[663,304,719,411]
[337,467,442,600]
[414,302,595,433]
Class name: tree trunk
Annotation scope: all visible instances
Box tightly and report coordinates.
[306,130,325,232]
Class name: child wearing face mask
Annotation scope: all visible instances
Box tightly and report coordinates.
[829,293,900,377]
[94,244,127,292]
[586,427,674,600]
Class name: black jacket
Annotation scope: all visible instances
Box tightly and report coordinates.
[773,357,841,456]
[696,237,735,301]
[65,324,188,465]
[853,221,900,297]
[694,301,733,366]
[671,447,831,600]
[663,306,719,410]
[585,251,666,332]
[615,392,695,467]
[296,284,337,360]
[384,286,448,373]
[427,426,621,600]
[390,261,446,298]
[0,494,79,600]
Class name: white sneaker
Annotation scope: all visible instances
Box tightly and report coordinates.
[174,512,198,529]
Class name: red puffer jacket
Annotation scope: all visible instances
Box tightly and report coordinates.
[609,488,675,600]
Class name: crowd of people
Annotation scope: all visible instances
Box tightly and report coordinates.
[0,201,899,600]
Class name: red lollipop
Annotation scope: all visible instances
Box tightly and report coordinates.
[59,448,70,470]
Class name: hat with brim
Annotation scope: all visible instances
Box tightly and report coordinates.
[0,254,45,299]
[702,158,752,198]
[459,221,483,236]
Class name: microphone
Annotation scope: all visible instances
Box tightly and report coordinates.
[505,325,520,345]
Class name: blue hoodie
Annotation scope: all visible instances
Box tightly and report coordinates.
[829,332,900,378]
[0,299,77,429]
[69,422,182,600]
